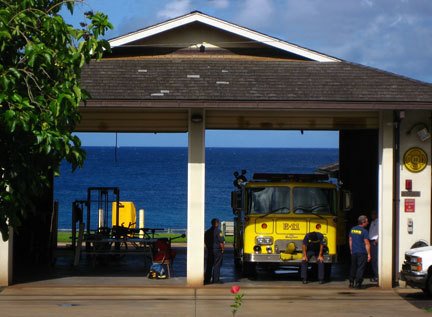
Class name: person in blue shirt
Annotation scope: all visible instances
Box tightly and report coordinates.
[301,231,325,284]
[349,215,371,289]
[204,218,225,284]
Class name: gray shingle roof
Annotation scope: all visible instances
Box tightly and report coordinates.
[81,58,432,104]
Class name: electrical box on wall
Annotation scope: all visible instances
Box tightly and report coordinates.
[407,218,413,234]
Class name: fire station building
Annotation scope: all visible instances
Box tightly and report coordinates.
[1,11,432,288]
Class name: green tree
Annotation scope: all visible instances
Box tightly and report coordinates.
[0,0,112,240]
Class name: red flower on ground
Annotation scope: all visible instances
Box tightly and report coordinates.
[230,285,241,294]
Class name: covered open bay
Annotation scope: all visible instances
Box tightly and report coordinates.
[54,147,338,230]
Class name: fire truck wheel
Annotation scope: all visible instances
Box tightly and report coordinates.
[234,257,242,269]
[324,264,332,281]
[243,262,257,278]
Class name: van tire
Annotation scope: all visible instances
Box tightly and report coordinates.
[411,240,428,249]
[423,274,432,296]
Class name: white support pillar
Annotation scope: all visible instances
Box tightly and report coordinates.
[0,228,13,286]
[378,111,394,289]
[187,109,205,286]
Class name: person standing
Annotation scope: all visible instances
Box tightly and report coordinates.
[204,218,225,284]
[368,211,379,282]
[301,231,325,284]
[349,215,371,289]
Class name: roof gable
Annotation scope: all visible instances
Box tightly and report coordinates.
[108,11,339,62]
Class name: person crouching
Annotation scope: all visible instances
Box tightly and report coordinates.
[301,231,325,284]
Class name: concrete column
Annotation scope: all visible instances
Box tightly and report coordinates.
[186,109,205,286]
[378,111,394,289]
[0,228,13,286]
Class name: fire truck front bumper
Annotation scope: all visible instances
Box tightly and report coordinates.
[244,253,335,264]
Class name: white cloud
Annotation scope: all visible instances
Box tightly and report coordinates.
[236,0,274,28]
[256,0,432,82]
[207,0,230,9]
[157,0,192,19]
[361,0,374,8]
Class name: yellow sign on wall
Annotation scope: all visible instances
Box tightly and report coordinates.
[403,147,428,173]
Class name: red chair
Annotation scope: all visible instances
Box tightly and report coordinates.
[153,238,176,278]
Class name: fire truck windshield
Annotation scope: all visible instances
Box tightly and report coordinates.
[249,187,290,214]
[293,187,334,215]
[248,186,335,215]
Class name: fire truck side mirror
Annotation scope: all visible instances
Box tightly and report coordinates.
[231,191,242,214]
[342,190,352,211]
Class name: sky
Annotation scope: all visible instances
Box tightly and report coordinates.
[63,0,432,148]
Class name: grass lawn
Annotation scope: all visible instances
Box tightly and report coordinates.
[57,231,234,244]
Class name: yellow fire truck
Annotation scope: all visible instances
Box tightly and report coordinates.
[231,171,350,278]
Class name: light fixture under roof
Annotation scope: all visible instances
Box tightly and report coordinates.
[191,113,203,123]
[407,122,431,142]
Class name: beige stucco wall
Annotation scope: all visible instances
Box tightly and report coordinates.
[133,23,262,49]
[0,228,13,286]
[398,110,432,269]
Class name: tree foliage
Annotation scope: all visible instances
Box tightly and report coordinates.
[0,0,112,240]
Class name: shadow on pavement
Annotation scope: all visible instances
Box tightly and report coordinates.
[14,245,365,288]
[398,289,432,312]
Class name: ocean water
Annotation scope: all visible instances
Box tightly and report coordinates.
[54,147,338,230]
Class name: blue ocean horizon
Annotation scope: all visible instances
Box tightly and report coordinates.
[54,147,338,230]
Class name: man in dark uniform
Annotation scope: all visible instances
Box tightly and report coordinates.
[349,215,371,289]
[301,231,325,284]
[204,218,225,284]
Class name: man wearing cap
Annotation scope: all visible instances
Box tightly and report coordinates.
[204,218,225,284]
[301,231,325,284]
[349,215,371,289]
